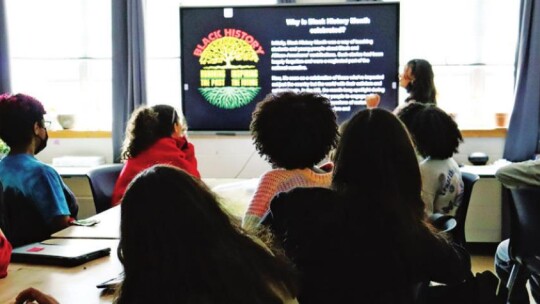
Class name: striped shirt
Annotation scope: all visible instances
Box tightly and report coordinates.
[242,168,332,230]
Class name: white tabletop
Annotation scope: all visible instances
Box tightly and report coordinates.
[0,239,121,304]
[52,206,121,239]
[51,178,258,239]
[461,162,509,178]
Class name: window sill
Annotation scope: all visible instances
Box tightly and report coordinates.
[48,130,112,138]
[48,128,508,139]
[461,128,507,138]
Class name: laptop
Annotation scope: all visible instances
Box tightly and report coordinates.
[11,240,111,267]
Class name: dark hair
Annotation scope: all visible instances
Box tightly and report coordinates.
[120,105,179,160]
[332,108,426,225]
[116,165,298,304]
[405,59,437,104]
[0,93,46,150]
[251,91,338,169]
[398,103,463,159]
[332,109,452,301]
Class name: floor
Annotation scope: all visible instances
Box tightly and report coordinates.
[469,243,534,302]
[470,243,497,274]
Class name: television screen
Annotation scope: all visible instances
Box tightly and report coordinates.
[180,2,399,133]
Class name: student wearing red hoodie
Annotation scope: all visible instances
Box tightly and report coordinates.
[112,105,200,205]
[0,228,12,278]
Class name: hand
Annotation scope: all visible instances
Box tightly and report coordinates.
[365,94,381,109]
[15,288,59,304]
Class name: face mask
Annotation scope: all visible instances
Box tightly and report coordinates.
[35,130,48,154]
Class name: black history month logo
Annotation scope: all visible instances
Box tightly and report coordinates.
[193,29,265,109]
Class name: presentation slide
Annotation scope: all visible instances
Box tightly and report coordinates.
[180,3,399,132]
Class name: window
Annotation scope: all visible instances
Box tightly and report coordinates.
[5,0,519,131]
[6,0,111,131]
[399,0,519,129]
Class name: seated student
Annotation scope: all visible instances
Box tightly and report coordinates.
[495,158,540,188]
[263,109,472,304]
[494,161,540,303]
[0,93,78,246]
[242,91,339,230]
[17,165,299,304]
[397,102,464,216]
[111,105,200,205]
[0,227,12,278]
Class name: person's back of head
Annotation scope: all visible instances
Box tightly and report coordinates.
[405,59,437,104]
[117,165,297,304]
[331,109,440,302]
[250,91,338,169]
[120,105,180,160]
[0,93,46,152]
[398,103,463,160]
[332,108,425,225]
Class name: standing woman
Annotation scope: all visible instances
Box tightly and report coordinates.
[112,105,200,205]
[395,59,437,114]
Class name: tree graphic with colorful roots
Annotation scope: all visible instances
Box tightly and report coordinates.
[199,37,259,69]
[198,36,261,109]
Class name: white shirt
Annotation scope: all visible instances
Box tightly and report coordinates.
[420,157,464,216]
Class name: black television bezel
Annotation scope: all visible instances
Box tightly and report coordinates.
[180,2,400,135]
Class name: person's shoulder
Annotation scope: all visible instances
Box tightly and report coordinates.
[259,168,295,181]
[34,160,60,176]
[3,154,56,174]
[495,159,536,175]
[278,186,334,200]
[271,187,335,211]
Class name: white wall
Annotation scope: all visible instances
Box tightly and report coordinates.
[36,135,505,178]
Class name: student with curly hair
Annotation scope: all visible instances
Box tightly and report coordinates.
[397,103,464,216]
[262,109,471,303]
[16,165,299,304]
[111,105,200,205]
[0,93,78,246]
[242,92,339,230]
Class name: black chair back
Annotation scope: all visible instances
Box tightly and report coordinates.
[86,164,123,214]
[429,213,457,234]
[453,171,479,245]
[509,187,540,273]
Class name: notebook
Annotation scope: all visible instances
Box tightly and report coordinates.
[11,241,111,267]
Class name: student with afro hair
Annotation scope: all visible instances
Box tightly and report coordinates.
[242,91,339,231]
[397,102,464,216]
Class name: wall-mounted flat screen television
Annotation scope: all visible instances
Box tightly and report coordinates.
[180,2,399,133]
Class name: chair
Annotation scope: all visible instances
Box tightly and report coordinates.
[453,171,480,246]
[86,164,124,214]
[429,213,457,234]
[506,187,540,302]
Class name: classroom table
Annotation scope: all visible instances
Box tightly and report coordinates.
[0,239,121,304]
[460,164,501,177]
[0,178,259,303]
[52,205,121,239]
[51,178,258,240]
